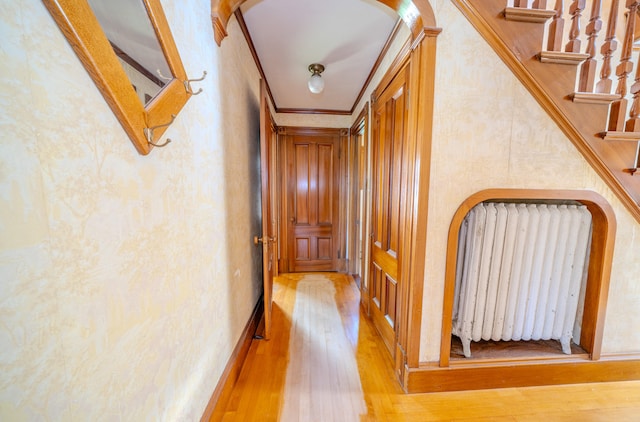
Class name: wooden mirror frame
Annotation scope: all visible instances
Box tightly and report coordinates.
[43,0,191,155]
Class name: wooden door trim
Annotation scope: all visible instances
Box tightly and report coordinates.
[370,32,439,377]
[366,27,440,384]
[369,62,410,361]
[400,33,439,371]
[371,38,411,106]
[351,104,370,311]
[259,79,277,340]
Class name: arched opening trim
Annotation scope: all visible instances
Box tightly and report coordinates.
[439,189,616,367]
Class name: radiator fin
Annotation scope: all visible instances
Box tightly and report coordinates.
[452,202,592,358]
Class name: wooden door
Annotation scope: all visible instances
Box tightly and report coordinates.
[284,128,341,272]
[258,80,277,339]
[369,64,409,357]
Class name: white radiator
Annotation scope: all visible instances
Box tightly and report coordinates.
[452,202,592,358]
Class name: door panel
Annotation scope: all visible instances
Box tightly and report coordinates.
[285,129,341,272]
[259,80,277,340]
[370,64,409,357]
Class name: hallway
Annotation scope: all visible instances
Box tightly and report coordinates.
[219,273,640,421]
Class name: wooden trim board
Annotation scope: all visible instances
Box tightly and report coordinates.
[406,354,640,393]
[200,298,264,422]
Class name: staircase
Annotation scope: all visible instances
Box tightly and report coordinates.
[453,0,640,223]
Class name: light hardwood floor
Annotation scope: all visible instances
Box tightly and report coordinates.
[220,273,640,421]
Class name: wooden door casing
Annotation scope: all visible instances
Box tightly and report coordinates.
[281,127,346,272]
[370,63,410,358]
[259,80,277,339]
[349,105,370,310]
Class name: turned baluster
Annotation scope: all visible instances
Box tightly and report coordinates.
[532,1,548,7]
[513,0,529,7]
[608,0,639,131]
[547,1,565,51]
[624,62,640,132]
[565,0,586,53]
[626,10,640,131]
[578,0,603,92]
[596,0,620,94]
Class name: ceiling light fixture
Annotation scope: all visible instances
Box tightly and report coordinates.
[307,63,325,94]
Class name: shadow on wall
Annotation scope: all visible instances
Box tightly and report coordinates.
[216,18,264,344]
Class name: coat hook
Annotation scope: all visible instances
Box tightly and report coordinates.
[184,71,207,95]
[144,114,176,148]
[156,69,173,81]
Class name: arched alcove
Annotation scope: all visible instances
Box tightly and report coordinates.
[210,0,438,46]
[440,189,616,367]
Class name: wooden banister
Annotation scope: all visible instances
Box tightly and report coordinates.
[454,0,640,223]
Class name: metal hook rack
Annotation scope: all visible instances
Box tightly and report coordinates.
[157,69,207,95]
[144,114,176,148]
[184,71,207,95]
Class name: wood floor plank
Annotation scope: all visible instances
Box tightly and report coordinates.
[219,273,640,421]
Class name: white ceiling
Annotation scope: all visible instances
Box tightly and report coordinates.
[240,0,399,112]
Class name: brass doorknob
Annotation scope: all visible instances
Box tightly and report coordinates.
[254,236,276,245]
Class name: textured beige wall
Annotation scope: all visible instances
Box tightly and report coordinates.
[0,1,262,420]
[419,0,640,361]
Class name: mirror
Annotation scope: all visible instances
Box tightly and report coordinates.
[87,0,172,106]
[43,0,192,155]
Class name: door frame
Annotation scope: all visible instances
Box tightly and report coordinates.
[350,104,370,311]
[258,79,278,340]
[367,28,440,382]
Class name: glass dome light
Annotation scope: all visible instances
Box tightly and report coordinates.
[308,63,325,94]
